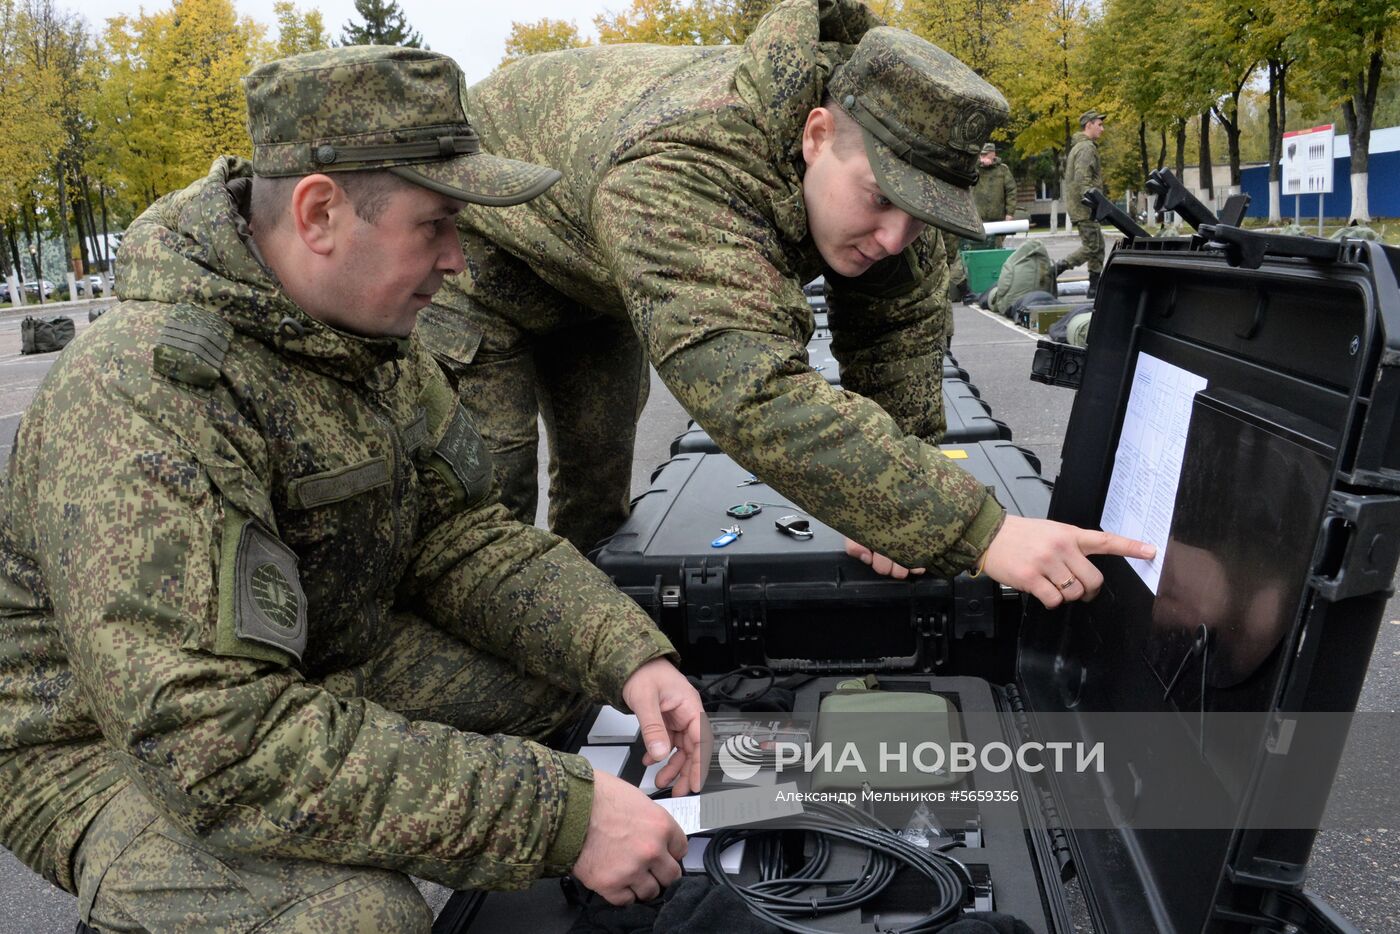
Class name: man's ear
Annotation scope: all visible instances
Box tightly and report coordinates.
[289,174,350,256]
[802,107,837,164]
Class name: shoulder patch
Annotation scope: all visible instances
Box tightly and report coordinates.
[217,508,307,665]
[153,306,232,389]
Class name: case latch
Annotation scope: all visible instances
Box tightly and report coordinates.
[1310,491,1400,601]
[1030,339,1086,390]
[683,561,729,647]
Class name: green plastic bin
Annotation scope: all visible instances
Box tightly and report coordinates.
[962,247,1015,294]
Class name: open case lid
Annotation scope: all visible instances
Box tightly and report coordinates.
[1016,233,1400,934]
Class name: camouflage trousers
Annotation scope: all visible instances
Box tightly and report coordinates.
[1062,219,1105,274]
[74,614,585,933]
[422,236,650,555]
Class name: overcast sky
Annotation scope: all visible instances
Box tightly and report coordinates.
[74,0,611,84]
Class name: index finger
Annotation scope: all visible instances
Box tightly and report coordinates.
[1079,528,1156,561]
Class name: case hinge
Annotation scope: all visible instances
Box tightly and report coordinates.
[1310,491,1400,601]
[683,560,729,647]
[1036,786,1076,883]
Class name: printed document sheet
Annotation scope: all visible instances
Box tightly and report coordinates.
[1100,353,1208,593]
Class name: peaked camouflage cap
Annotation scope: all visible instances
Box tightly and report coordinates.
[829,28,1008,240]
[1080,109,1108,126]
[244,46,560,207]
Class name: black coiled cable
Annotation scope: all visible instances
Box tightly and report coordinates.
[701,801,972,933]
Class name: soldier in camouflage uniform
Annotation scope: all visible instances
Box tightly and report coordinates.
[428,0,1151,595]
[0,47,707,932]
[1057,109,1107,297]
[974,142,1018,248]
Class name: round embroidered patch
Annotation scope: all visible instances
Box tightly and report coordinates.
[252,562,301,631]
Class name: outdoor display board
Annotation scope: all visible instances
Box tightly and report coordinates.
[1281,124,1335,195]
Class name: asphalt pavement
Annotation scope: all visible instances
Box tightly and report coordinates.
[1,240,1397,931]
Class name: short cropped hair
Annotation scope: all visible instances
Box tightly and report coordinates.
[820,93,864,158]
[250,170,414,230]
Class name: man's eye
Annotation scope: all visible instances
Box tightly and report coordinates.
[873,194,891,208]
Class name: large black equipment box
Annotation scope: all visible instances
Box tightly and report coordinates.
[439,233,1400,934]
[671,378,1011,456]
[592,443,1050,679]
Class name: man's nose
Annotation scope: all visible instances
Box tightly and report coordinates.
[438,230,467,275]
[875,211,925,255]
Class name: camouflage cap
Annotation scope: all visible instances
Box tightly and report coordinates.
[828,28,1008,240]
[980,143,998,155]
[1080,109,1108,126]
[243,46,560,207]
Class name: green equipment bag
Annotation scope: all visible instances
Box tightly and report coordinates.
[989,240,1056,317]
[20,315,75,355]
[811,676,965,792]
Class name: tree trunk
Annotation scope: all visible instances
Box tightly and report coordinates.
[80,174,103,268]
[6,217,20,277]
[99,184,112,271]
[1199,111,1214,201]
[71,186,90,275]
[1175,118,1187,179]
[1267,59,1282,223]
[1342,44,1383,224]
[0,225,11,279]
[55,171,72,283]
[1213,96,1243,191]
[1137,118,1150,193]
[24,206,44,305]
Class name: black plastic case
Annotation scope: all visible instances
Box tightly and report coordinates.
[591,443,1050,678]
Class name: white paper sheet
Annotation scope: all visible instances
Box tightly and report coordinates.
[577,745,630,777]
[587,706,641,744]
[1100,352,1208,593]
[654,782,803,835]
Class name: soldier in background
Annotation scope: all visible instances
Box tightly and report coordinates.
[0,47,706,931]
[973,142,1018,247]
[1057,109,1107,297]
[427,0,1152,599]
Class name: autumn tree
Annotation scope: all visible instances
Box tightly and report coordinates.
[274,0,329,57]
[1294,0,1396,222]
[340,0,422,48]
[87,0,265,215]
[594,0,778,47]
[500,18,588,68]
[995,0,1094,175]
[0,0,64,281]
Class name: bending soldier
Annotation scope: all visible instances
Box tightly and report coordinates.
[0,47,705,932]
[426,0,1152,603]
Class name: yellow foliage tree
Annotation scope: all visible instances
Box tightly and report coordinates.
[274,0,329,58]
[0,0,64,275]
[594,0,779,47]
[87,0,266,213]
[500,18,589,69]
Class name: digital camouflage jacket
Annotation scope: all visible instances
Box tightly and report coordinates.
[974,160,1017,222]
[448,0,1004,574]
[1064,130,1102,223]
[0,158,676,895]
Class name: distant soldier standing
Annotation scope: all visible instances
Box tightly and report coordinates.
[1057,109,1107,297]
[973,142,1017,247]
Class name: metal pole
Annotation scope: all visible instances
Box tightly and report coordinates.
[1317,193,1323,237]
[1295,194,1300,225]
